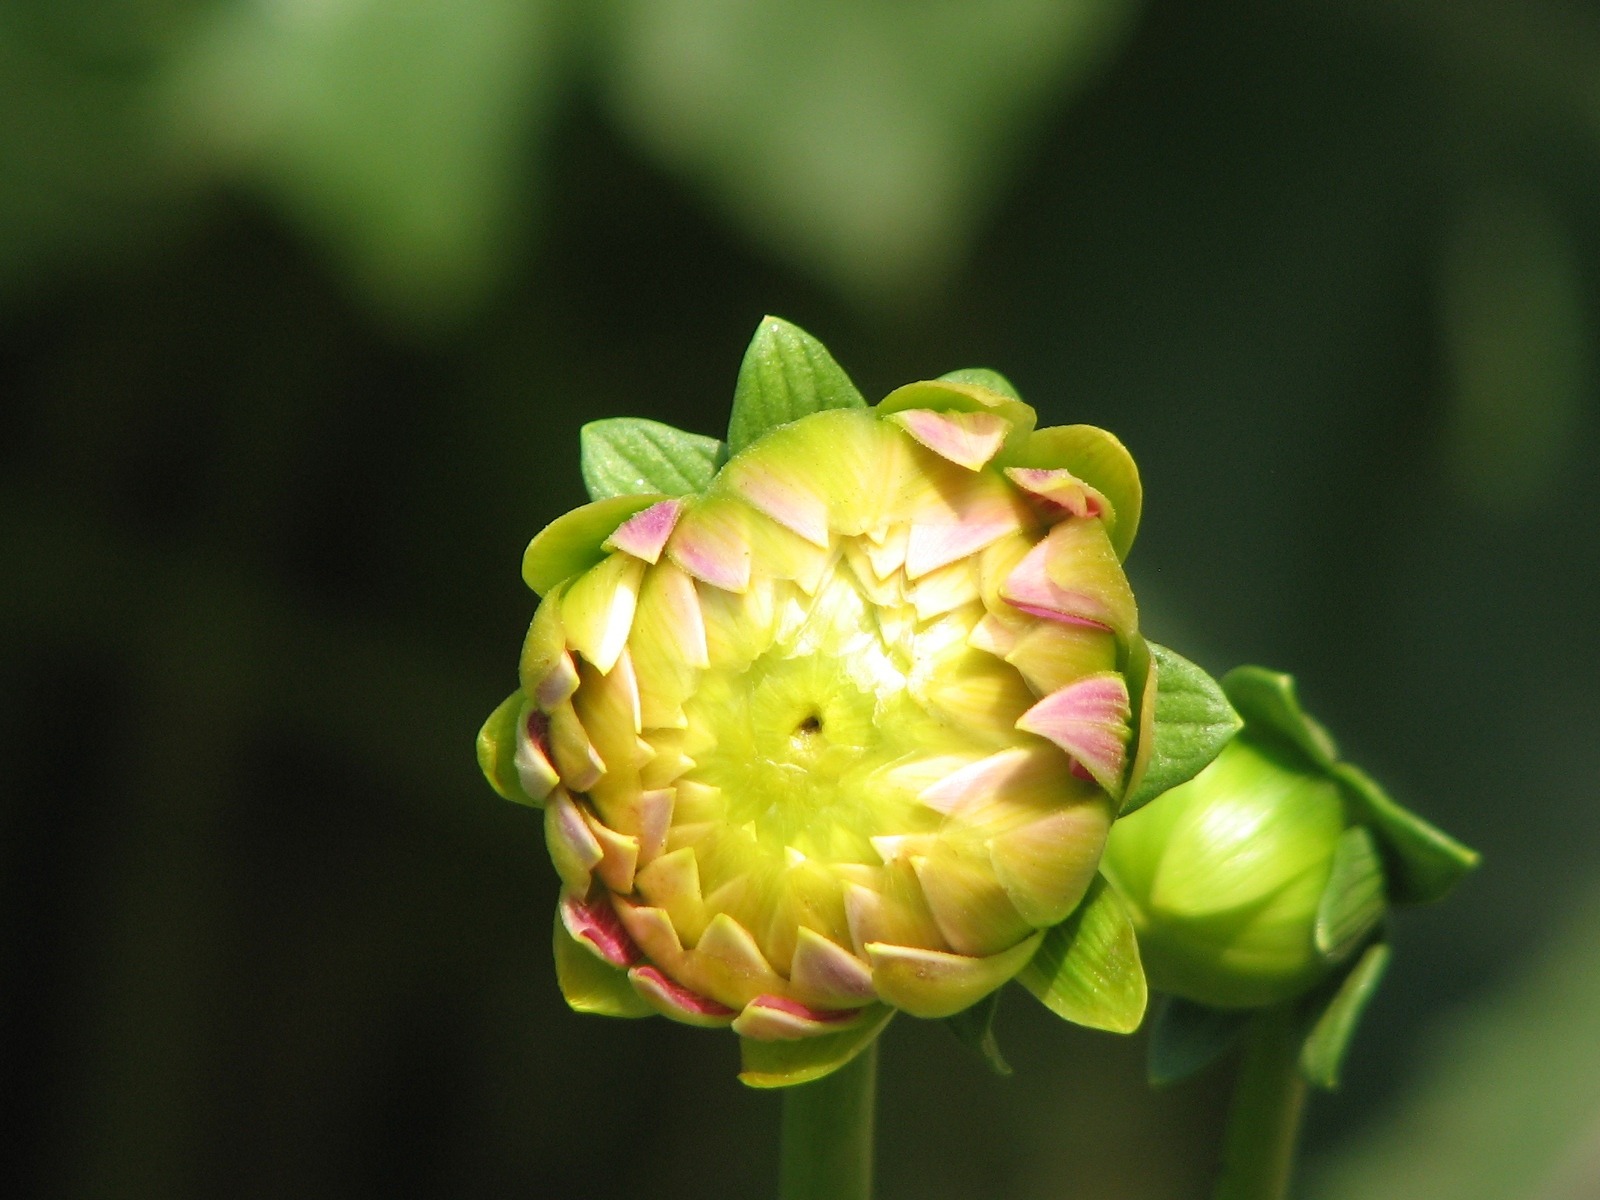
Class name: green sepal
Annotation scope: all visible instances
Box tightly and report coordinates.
[1146,995,1250,1087]
[1018,875,1148,1034]
[1300,940,1391,1088]
[1334,763,1480,905]
[552,912,652,1019]
[1010,424,1142,559]
[942,989,1012,1076]
[738,1005,895,1089]
[1314,826,1387,962]
[1220,666,1339,770]
[521,493,666,595]
[1121,642,1243,815]
[938,367,1022,400]
[580,417,726,501]
[476,691,530,804]
[727,316,865,453]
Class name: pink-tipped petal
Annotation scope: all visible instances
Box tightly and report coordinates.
[559,888,641,967]
[629,965,737,1026]
[634,787,675,863]
[724,459,832,548]
[999,529,1128,632]
[533,649,579,710]
[692,913,788,1009]
[905,519,1019,580]
[988,801,1110,927]
[613,899,688,974]
[917,746,1038,816]
[603,499,683,563]
[865,934,1043,1019]
[562,554,645,674]
[547,700,605,792]
[667,500,752,593]
[968,612,1023,659]
[910,852,1033,957]
[579,809,641,893]
[1004,467,1107,518]
[1015,672,1131,796]
[789,927,878,1007]
[889,408,1010,471]
[731,994,864,1041]
[545,790,603,892]
[514,710,559,802]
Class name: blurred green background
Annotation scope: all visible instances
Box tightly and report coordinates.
[5,2,1599,1197]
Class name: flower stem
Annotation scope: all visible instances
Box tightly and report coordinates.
[779,1042,877,1200]
[1213,1003,1308,1200]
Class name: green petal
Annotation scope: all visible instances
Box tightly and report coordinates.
[521,494,666,595]
[1300,940,1391,1088]
[727,316,865,453]
[1121,642,1243,815]
[1146,995,1250,1087]
[738,1005,895,1089]
[552,911,652,1018]
[580,417,726,501]
[1334,763,1480,905]
[1012,424,1142,559]
[1018,875,1148,1034]
[1314,826,1387,963]
[938,367,1023,401]
[1219,666,1338,770]
[476,691,529,804]
[942,988,1013,1076]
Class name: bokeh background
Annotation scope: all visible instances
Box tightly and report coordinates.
[5,2,1600,1197]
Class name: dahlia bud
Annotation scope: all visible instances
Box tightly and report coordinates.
[478,317,1159,1086]
[1101,665,1479,1084]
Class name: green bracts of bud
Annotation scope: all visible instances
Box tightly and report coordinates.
[1103,668,1479,1013]
[479,318,1155,1086]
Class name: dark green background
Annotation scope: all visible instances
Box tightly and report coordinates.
[5,2,1597,1197]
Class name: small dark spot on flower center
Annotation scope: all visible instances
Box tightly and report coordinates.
[795,713,823,736]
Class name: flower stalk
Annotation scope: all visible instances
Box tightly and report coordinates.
[780,1041,878,1200]
[1213,1004,1308,1200]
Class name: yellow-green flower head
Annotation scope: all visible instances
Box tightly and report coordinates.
[1103,668,1479,1012]
[479,319,1153,1084]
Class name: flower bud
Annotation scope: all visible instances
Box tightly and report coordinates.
[478,319,1155,1084]
[1103,667,1477,1014]
[1102,732,1349,1008]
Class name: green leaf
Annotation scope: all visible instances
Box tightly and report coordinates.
[938,367,1023,401]
[552,913,652,1019]
[1147,996,1250,1087]
[1220,666,1339,770]
[1018,875,1148,1033]
[475,691,528,804]
[520,493,665,595]
[1013,424,1143,559]
[1301,941,1391,1089]
[580,417,725,501]
[943,989,1013,1076]
[739,1005,895,1089]
[1121,642,1243,815]
[727,316,865,453]
[1334,764,1480,906]
[1315,826,1387,962]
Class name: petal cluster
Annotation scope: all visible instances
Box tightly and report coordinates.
[482,376,1147,1082]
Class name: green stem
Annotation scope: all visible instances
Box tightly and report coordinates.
[1213,1004,1309,1200]
[779,1042,877,1200]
